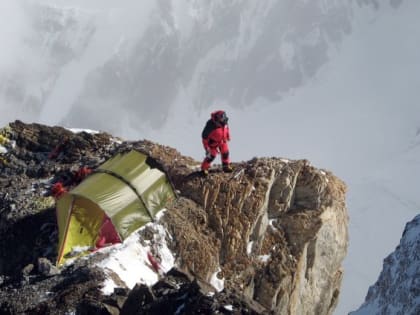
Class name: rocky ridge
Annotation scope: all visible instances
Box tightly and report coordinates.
[350,214,420,315]
[0,121,348,314]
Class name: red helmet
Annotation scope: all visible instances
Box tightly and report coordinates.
[211,110,229,125]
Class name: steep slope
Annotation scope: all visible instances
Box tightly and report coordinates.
[340,129,420,314]
[0,121,348,314]
[159,151,348,314]
[350,214,420,315]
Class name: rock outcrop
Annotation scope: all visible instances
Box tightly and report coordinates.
[350,214,420,315]
[0,121,348,314]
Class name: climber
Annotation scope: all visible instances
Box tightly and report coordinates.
[201,110,233,176]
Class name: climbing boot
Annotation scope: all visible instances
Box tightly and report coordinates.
[223,164,233,173]
[202,169,209,177]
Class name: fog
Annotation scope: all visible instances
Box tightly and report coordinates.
[1,1,419,314]
[0,1,27,72]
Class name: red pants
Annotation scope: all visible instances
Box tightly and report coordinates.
[201,142,230,170]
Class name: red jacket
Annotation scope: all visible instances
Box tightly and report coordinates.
[202,119,230,149]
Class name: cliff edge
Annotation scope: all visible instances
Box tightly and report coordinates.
[0,121,348,314]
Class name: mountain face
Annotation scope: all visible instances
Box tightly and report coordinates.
[0,0,402,133]
[350,214,420,315]
[0,121,348,314]
[1,2,416,314]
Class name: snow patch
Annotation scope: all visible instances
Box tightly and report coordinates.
[224,304,233,311]
[247,241,253,255]
[67,128,100,134]
[209,268,224,292]
[258,255,271,263]
[96,212,175,295]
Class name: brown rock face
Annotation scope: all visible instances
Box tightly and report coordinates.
[0,121,348,315]
[135,142,349,315]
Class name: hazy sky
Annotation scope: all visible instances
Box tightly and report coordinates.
[0,1,28,72]
[1,1,419,314]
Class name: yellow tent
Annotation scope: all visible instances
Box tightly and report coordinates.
[56,150,175,266]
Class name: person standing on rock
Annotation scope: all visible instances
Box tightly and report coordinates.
[201,110,233,176]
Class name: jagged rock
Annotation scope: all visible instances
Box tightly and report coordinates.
[37,257,60,277]
[0,121,349,314]
[120,268,265,314]
[350,214,420,315]
[22,263,34,276]
[162,154,348,315]
[120,283,156,315]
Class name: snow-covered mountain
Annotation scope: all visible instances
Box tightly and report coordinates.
[338,129,420,314]
[1,1,419,314]
[350,214,420,315]
[1,0,400,133]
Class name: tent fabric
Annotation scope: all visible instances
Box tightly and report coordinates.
[56,150,175,266]
[95,216,121,248]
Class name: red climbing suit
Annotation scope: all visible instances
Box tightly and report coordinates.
[201,110,231,171]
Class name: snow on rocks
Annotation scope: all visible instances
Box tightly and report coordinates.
[96,211,175,295]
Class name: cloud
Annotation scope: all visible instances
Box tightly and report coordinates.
[0,0,29,73]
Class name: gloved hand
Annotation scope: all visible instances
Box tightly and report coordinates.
[205,148,212,159]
